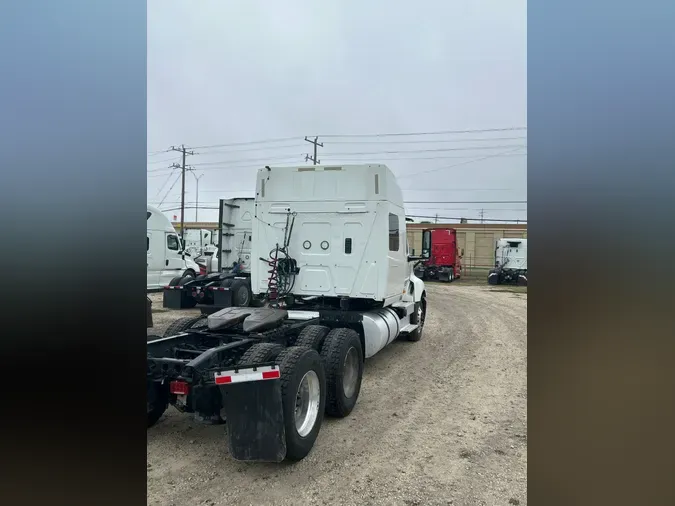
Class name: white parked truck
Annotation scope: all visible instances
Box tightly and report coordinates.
[146,205,201,292]
[488,237,528,286]
[147,164,432,462]
[163,198,255,310]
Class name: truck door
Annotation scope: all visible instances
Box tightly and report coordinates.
[146,231,160,290]
[161,232,184,285]
[386,210,406,298]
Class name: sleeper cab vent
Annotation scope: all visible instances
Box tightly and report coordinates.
[374,173,379,194]
[298,167,315,172]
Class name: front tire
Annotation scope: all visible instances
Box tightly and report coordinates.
[407,295,426,342]
[488,270,500,285]
[320,328,364,418]
[275,346,326,461]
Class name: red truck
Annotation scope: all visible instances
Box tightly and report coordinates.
[413,228,462,282]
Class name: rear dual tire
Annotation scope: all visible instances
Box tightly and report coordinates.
[291,325,365,418]
[237,343,327,461]
[320,328,364,418]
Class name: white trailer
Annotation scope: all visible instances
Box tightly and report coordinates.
[488,237,528,286]
[147,164,432,462]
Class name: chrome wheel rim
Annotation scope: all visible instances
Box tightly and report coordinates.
[342,346,359,398]
[295,370,321,437]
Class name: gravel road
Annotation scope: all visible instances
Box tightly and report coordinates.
[147,283,527,506]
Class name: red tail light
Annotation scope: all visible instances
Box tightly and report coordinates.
[169,380,189,395]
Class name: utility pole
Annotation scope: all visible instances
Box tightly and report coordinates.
[479,209,485,224]
[304,136,323,165]
[192,172,204,222]
[169,144,195,242]
[434,213,438,224]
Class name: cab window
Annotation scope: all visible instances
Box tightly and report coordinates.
[388,213,400,251]
[167,234,180,251]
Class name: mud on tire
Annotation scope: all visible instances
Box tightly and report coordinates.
[320,328,364,418]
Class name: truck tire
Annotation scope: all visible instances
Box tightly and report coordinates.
[238,342,285,366]
[147,381,168,428]
[190,316,209,329]
[295,325,331,351]
[275,346,326,461]
[517,274,528,287]
[320,328,364,418]
[229,279,252,307]
[163,315,204,338]
[407,295,427,342]
[488,269,500,285]
[182,270,196,280]
[169,276,183,286]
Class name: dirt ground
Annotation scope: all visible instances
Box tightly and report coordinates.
[147,283,527,506]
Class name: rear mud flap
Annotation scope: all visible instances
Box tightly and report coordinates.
[219,378,286,462]
[213,288,233,308]
[163,288,192,309]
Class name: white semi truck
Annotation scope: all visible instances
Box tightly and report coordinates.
[488,237,528,286]
[147,164,432,462]
[163,197,255,310]
[146,204,201,292]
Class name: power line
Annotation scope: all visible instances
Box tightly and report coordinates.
[157,173,182,207]
[153,127,527,154]
[147,156,181,165]
[397,147,526,179]
[188,152,527,172]
[147,149,171,156]
[320,144,526,157]
[187,146,524,169]
[407,213,527,223]
[316,127,527,138]
[187,136,301,150]
[325,136,527,145]
[191,154,305,167]
[182,142,305,155]
[152,171,176,200]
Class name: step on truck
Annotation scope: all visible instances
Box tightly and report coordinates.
[162,198,256,313]
[488,237,527,286]
[413,227,462,282]
[147,164,432,462]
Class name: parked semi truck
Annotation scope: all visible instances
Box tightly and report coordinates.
[488,237,527,286]
[413,228,462,282]
[147,164,432,462]
[163,198,255,312]
[147,205,201,292]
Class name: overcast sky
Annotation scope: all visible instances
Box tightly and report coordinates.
[147,0,526,224]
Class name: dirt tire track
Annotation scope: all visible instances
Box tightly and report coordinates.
[147,284,527,506]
